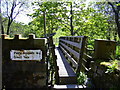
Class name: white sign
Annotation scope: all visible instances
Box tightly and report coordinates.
[10,50,42,61]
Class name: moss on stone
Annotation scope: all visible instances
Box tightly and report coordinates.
[100,60,120,70]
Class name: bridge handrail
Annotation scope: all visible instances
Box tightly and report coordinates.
[59,36,88,73]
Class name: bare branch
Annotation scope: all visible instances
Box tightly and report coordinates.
[13,2,25,20]
[4,0,27,35]
[13,9,24,20]
[16,2,22,6]
[108,2,117,14]
[5,0,9,17]
[9,1,15,20]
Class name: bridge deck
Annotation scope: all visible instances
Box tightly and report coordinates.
[53,84,86,89]
[55,47,77,84]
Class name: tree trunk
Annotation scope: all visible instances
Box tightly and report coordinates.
[108,2,120,39]
[114,27,117,41]
[1,25,4,34]
[43,11,46,37]
[70,3,74,36]
[115,12,120,38]
[7,18,12,35]
[0,0,4,34]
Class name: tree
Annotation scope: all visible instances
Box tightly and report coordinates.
[0,0,4,34]
[108,1,120,39]
[70,2,73,35]
[1,0,28,35]
[30,1,116,47]
[29,1,70,37]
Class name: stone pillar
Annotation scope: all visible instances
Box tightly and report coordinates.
[94,39,116,60]
[2,34,47,88]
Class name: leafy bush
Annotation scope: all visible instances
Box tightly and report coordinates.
[77,72,87,85]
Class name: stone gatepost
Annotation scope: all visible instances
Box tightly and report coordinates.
[2,34,47,88]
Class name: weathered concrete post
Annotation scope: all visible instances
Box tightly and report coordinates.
[94,39,116,60]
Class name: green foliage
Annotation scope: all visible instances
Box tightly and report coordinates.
[53,29,68,46]
[101,60,118,74]
[1,17,31,37]
[77,72,87,85]
[116,45,120,59]
[29,1,112,45]
[29,2,70,37]
[9,22,28,37]
[105,60,118,74]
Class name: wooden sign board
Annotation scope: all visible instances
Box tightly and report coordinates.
[10,50,42,61]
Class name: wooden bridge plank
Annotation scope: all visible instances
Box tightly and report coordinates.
[55,47,77,84]
[55,48,76,76]
[53,85,86,89]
